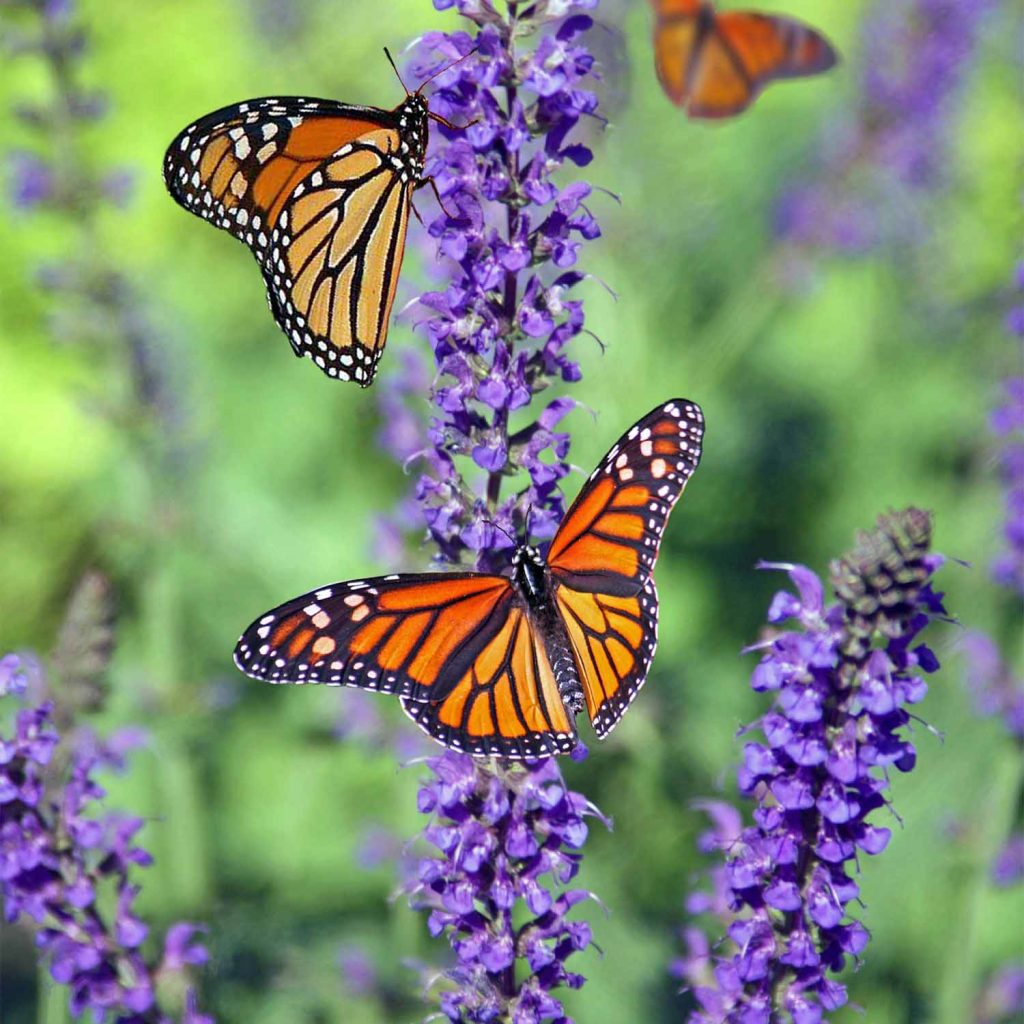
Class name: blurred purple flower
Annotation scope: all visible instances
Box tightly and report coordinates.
[976,964,1024,1024]
[406,753,605,1022]
[776,0,994,263]
[1,667,211,1022]
[961,632,1024,742]
[680,509,946,1021]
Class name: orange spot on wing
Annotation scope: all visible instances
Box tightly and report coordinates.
[606,636,635,676]
[611,485,650,509]
[438,676,473,728]
[270,615,303,648]
[548,475,614,564]
[598,511,645,540]
[350,614,397,655]
[377,611,431,671]
[287,627,315,659]
[467,692,495,737]
[378,577,507,611]
[493,674,528,738]
[556,535,639,578]
[606,611,643,648]
[285,118,388,160]
[587,636,617,700]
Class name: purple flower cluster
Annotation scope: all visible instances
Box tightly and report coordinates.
[679,509,947,1022]
[380,0,601,569]
[1,656,211,1023]
[775,0,993,260]
[405,753,603,1022]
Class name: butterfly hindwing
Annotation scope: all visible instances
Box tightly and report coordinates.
[546,399,704,592]
[234,572,514,701]
[555,577,659,738]
[400,606,579,759]
[164,94,426,385]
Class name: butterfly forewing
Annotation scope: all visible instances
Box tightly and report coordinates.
[546,399,704,592]
[164,94,425,385]
[545,398,702,739]
[234,572,514,701]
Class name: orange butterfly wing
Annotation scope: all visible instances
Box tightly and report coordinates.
[401,607,578,759]
[547,399,704,736]
[234,572,513,700]
[165,97,422,384]
[651,1,837,118]
[234,572,577,759]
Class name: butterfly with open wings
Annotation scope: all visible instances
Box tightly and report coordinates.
[163,53,466,387]
[651,0,837,119]
[234,399,704,759]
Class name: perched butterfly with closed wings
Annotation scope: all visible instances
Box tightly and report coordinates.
[163,52,465,386]
[234,400,705,759]
[651,0,837,119]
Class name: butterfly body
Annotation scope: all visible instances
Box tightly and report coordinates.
[164,91,432,385]
[234,399,705,759]
[511,545,587,717]
[651,0,837,119]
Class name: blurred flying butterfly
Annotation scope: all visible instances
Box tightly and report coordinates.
[163,51,467,386]
[234,399,705,759]
[651,0,838,119]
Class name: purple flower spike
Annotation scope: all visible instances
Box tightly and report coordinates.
[1,658,212,1022]
[680,510,947,1021]
[377,0,603,569]
[407,753,604,1022]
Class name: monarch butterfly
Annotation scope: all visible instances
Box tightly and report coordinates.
[163,52,464,387]
[234,399,705,759]
[651,0,837,119]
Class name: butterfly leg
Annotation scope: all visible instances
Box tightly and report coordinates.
[418,175,457,220]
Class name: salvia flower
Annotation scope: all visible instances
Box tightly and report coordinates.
[1,679,211,1022]
[379,0,603,570]
[680,509,946,1022]
[775,0,994,262]
[378,3,609,1016]
[406,753,605,1022]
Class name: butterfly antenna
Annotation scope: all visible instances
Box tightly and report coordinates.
[483,518,517,545]
[415,46,479,95]
[383,47,411,95]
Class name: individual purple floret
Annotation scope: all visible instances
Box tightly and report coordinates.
[680,509,946,1022]
[376,0,603,570]
[776,0,993,262]
[405,752,604,1022]
[1,679,211,1022]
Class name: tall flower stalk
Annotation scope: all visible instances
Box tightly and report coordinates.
[677,509,947,1022]
[376,1,607,1018]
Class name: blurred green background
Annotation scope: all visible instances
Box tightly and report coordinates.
[1,0,1021,1021]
